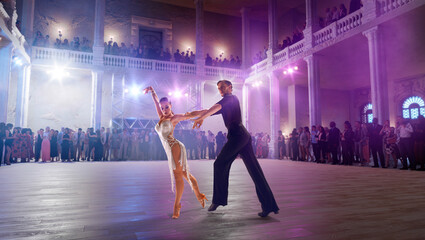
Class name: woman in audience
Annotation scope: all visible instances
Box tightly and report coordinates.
[61,128,71,162]
[318,126,327,163]
[50,130,59,161]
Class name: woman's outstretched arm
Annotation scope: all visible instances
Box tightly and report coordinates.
[184,110,208,119]
[143,86,163,119]
[192,104,222,129]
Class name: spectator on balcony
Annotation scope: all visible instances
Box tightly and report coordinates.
[292,29,303,44]
[325,8,333,26]
[142,45,149,58]
[319,17,325,28]
[81,37,91,52]
[128,44,136,57]
[54,38,62,49]
[173,49,181,62]
[190,51,195,63]
[111,42,120,55]
[71,37,80,51]
[62,39,69,49]
[332,7,339,22]
[120,42,127,56]
[181,51,188,63]
[339,4,348,19]
[136,45,143,58]
[262,46,267,59]
[282,39,289,49]
[44,35,50,47]
[229,55,235,67]
[32,31,43,46]
[205,53,212,66]
[349,0,363,14]
[163,48,172,61]
[222,58,229,67]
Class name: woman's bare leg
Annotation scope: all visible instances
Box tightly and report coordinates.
[171,144,184,218]
[182,171,201,199]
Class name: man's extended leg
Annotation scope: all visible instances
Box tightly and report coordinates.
[239,140,279,213]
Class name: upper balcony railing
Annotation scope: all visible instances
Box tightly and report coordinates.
[31,46,245,79]
[32,47,93,66]
[313,8,363,46]
[379,0,413,15]
[272,39,306,67]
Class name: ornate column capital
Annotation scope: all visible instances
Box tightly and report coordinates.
[362,26,379,40]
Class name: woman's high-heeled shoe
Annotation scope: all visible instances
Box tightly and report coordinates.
[172,203,181,219]
[197,193,208,208]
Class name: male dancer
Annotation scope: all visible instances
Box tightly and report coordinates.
[192,80,279,217]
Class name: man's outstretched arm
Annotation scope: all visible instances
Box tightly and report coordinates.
[192,104,222,129]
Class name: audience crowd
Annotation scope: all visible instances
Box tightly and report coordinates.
[31,31,241,68]
[205,53,241,69]
[277,116,425,170]
[1,115,424,171]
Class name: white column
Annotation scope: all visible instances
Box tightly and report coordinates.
[0,45,13,123]
[304,54,321,127]
[194,0,205,75]
[266,0,278,66]
[241,7,251,69]
[303,0,318,49]
[269,71,280,159]
[93,0,105,66]
[268,0,278,52]
[242,83,249,129]
[15,64,31,127]
[21,0,35,42]
[363,26,389,124]
[91,70,104,130]
[199,81,205,109]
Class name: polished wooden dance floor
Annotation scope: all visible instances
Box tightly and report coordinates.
[0,159,424,240]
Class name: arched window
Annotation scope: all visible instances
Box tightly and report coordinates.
[361,103,373,123]
[402,96,425,119]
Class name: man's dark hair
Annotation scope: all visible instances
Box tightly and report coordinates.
[217,80,233,88]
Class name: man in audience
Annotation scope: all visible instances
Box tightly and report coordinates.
[397,117,416,170]
[369,118,386,168]
[328,121,341,165]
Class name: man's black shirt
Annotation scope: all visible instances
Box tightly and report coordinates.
[213,94,242,130]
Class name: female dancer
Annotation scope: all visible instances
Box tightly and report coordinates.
[144,86,207,219]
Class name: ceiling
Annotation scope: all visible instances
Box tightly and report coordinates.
[148,0,305,21]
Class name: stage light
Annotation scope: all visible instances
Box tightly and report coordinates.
[294,66,298,70]
[168,92,172,96]
[283,71,287,75]
[47,66,70,80]
[130,87,140,95]
[124,89,129,93]
[288,68,294,73]
[184,93,188,97]
[174,91,182,98]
